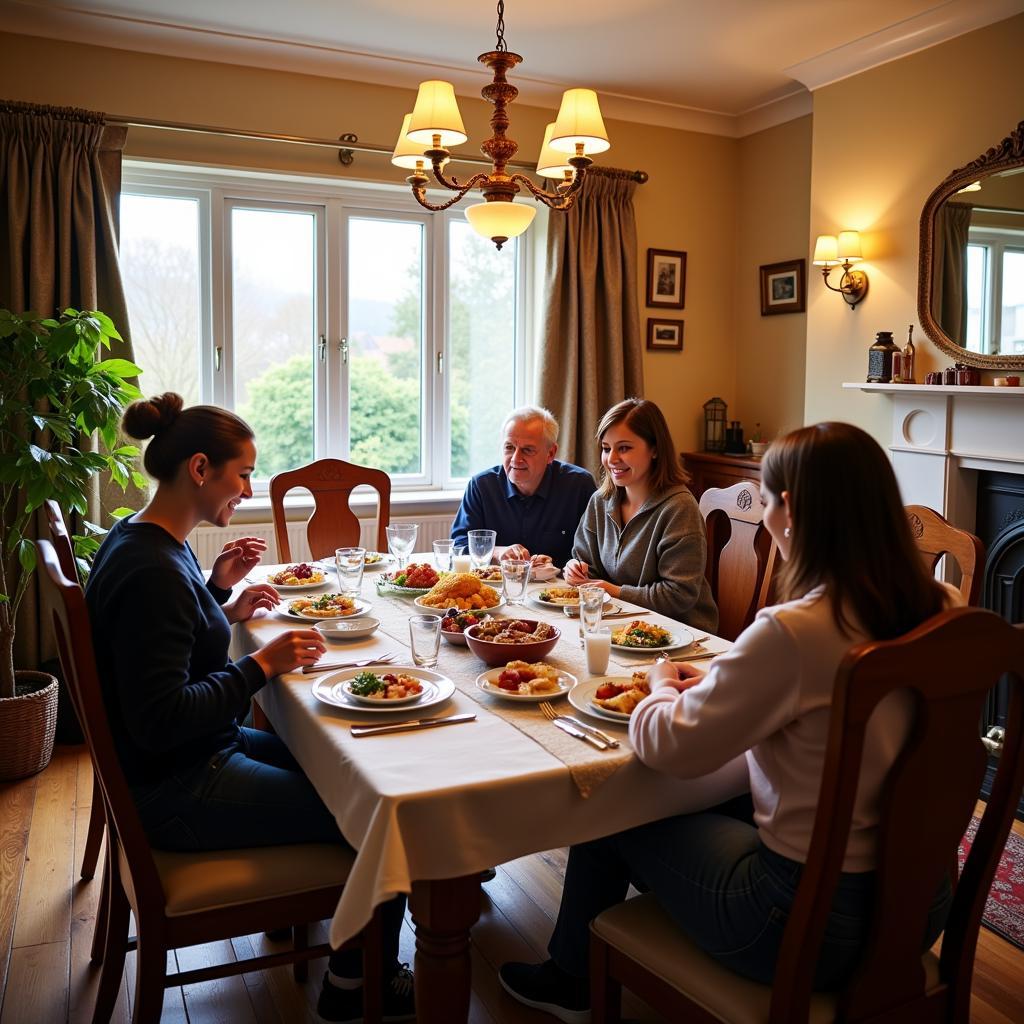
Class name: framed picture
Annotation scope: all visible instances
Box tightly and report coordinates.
[646,248,686,308]
[646,318,684,351]
[759,258,806,316]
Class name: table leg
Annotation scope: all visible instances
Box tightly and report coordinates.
[409,874,482,1024]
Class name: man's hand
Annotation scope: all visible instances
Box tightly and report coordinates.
[223,584,280,624]
[501,544,532,561]
[210,536,267,590]
[563,559,590,585]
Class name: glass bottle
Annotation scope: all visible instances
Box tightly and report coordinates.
[902,325,916,383]
[867,331,899,383]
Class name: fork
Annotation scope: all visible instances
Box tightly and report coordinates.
[539,701,620,748]
[302,652,396,674]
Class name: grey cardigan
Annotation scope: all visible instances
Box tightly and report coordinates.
[572,484,718,631]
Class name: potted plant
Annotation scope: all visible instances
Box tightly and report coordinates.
[0,308,143,779]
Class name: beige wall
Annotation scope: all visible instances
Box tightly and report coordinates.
[735,115,812,443]
[0,30,753,454]
[805,13,1024,445]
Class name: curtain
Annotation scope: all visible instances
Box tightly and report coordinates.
[537,168,644,477]
[932,202,972,345]
[0,99,133,673]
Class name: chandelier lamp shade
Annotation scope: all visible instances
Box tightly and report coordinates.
[392,0,610,249]
[812,229,869,309]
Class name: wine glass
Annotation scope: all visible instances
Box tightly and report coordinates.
[467,529,497,571]
[386,523,418,569]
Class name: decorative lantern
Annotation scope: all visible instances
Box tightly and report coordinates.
[703,397,727,452]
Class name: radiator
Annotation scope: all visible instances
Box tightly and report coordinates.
[189,514,454,569]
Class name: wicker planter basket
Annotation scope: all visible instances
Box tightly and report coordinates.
[0,670,58,781]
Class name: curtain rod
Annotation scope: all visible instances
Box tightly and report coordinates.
[108,113,649,182]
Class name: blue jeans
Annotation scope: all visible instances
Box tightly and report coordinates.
[131,726,404,976]
[548,794,951,991]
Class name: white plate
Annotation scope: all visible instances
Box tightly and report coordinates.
[315,617,380,641]
[413,595,503,615]
[264,569,330,591]
[282,597,373,622]
[321,553,394,573]
[311,667,455,713]
[609,624,692,654]
[568,676,642,724]
[531,587,612,609]
[340,675,432,706]
[475,667,575,702]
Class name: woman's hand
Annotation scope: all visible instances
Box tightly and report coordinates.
[224,584,280,624]
[251,629,326,679]
[563,559,590,585]
[210,536,267,590]
[647,659,707,695]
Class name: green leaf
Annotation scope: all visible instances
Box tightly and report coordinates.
[17,538,36,575]
[92,358,142,379]
[113,444,141,457]
[111,507,135,519]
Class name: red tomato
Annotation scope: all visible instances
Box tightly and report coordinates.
[595,683,623,700]
[497,670,520,690]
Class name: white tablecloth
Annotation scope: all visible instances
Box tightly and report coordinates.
[236,562,746,949]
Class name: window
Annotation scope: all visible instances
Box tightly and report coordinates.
[966,227,1024,356]
[119,165,530,491]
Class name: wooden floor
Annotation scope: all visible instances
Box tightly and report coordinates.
[2,746,1023,1024]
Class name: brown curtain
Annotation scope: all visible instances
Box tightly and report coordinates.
[931,202,972,344]
[537,168,644,477]
[0,99,133,672]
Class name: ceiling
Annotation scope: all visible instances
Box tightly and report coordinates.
[8,0,1024,135]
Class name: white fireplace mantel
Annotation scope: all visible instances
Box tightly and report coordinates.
[841,383,1024,533]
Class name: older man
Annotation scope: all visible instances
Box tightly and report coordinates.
[451,406,596,569]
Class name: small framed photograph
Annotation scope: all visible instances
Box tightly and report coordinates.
[646,248,686,308]
[646,318,684,351]
[759,259,806,316]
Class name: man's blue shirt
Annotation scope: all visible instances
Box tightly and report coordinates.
[450,460,597,568]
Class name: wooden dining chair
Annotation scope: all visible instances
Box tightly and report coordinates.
[698,482,778,641]
[269,458,392,562]
[37,540,384,1024]
[589,606,1024,1024]
[905,504,985,605]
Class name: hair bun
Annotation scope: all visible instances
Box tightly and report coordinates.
[121,392,184,440]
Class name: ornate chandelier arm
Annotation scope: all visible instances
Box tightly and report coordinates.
[508,170,586,210]
[426,156,489,194]
[411,182,485,213]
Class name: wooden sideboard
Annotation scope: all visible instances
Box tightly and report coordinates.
[680,450,763,499]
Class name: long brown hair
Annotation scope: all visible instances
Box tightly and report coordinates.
[595,398,689,499]
[122,393,254,482]
[761,421,946,639]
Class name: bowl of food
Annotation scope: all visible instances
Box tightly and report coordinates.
[464,617,560,666]
[439,609,493,646]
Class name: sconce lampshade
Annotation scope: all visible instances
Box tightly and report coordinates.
[465,200,537,246]
[836,230,862,262]
[536,122,575,179]
[812,234,839,266]
[549,89,610,154]
[407,81,468,147]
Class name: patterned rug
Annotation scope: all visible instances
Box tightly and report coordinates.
[958,816,1024,950]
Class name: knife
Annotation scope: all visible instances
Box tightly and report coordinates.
[550,717,609,750]
[350,713,476,737]
[302,658,394,674]
[558,715,620,748]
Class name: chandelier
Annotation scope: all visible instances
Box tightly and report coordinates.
[391,0,610,249]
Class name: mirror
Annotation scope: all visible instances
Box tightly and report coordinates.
[918,120,1024,369]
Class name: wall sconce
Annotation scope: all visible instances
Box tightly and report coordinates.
[812,230,869,309]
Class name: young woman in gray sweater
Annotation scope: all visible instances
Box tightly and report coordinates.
[564,397,718,631]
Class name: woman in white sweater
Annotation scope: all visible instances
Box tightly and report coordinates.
[500,422,956,1024]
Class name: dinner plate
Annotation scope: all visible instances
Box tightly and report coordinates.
[530,587,612,609]
[568,677,640,724]
[320,553,394,573]
[315,617,380,641]
[609,624,692,654]
[475,667,575,702]
[311,667,455,713]
[413,595,503,615]
[339,675,433,707]
[264,568,330,591]
[470,566,504,583]
[282,597,373,622]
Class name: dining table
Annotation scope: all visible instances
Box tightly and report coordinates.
[233,556,743,1024]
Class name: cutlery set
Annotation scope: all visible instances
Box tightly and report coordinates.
[302,652,396,674]
[539,701,619,751]
[351,713,476,737]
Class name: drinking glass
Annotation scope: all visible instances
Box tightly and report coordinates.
[452,546,472,573]
[500,559,531,605]
[334,547,366,595]
[432,538,454,572]
[408,614,441,668]
[467,529,497,571]
[386,523,419,569]
[584,626,612,676]
[578,585,604,647]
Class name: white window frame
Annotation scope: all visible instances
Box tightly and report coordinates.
[121,160,532,493]
[968,226,1024,355]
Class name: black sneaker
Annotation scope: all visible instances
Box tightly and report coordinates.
[498,959,590,1024]
[317,964,416,1023]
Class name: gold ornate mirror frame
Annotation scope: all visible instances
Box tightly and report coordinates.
[917,119,1024,369]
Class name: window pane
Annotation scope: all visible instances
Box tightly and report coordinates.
[231,207,317,480]
[1001,249,1024,355]
[965,243,986,352]
[120,194,201,405]
[348,218,424,475]
[448,222,517,479]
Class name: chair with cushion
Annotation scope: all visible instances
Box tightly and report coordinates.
[698,482,778,641]
[269,458,391,562]
[37,539,383,1024]
[589,605,1024,1023]
[905,504,985,605]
